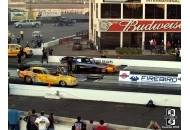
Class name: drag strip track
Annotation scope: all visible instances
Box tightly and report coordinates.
[9,77,181,95]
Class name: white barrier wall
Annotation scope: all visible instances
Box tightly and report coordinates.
[31,48,42,55]
[48,56,181,69]
[42,39,59,48]
[30,39,59,55]
[10,84,181,107]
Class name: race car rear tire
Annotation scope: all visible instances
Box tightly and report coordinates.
[24,76,33,84]
[101,68,107,73]
[35,24,39,28]
[59,80,67,87]
[23,52,27,58]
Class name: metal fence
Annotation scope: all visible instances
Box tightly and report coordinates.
[59,30,89,44]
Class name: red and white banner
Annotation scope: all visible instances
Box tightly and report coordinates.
[99,20,181,32]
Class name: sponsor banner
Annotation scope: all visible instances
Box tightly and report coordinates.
[11,12,37,21]
[103,0,141,2]
[37,11,61,17]
[99,20,181,32]
[119,71,181,84]
[141,0,180,4]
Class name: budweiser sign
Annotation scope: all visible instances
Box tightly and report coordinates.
[99,20,181,32]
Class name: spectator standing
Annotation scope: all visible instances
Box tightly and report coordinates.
[96,120,108,130]
[11,33,15,43]
[28,109,38,130]
[17,36,21,45]
[8,72,10,95]
[86,120,96,130]
[20,47,24,60]
[67,57,73,76]
[101,53,107,58]
[17,51,22,65]
[48,113,55,130]
[48,48,53,56]
[147,121,161,130]
[20,30,24,40]
[35,111,50,130]
[26,41,30,47]
[72,116,86,130]
[37,39,42,48]
[8,36,12,44]
[8,104,20,130]
[23,110,32,130]
[42,47,48,64]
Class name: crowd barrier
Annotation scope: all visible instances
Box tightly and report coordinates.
[48,56,181,69]
[16,110,146,130]
[59,34,88,44]
[119,71,181,85]
[31,48,42,55]
[8,19,89,25]
[10,84,180,107]
[42,39,59,48]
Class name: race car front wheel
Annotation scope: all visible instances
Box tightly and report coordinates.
[101,68,107,73]
[59,80,66,87]
[24,76,33,84]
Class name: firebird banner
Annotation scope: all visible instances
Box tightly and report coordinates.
[99,20,181,32]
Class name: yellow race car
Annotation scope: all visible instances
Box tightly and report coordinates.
[18,67,78,87]
[8,44,33,58]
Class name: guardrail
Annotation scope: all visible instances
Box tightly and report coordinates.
[59,34,88,44]
[8,19,88,25]
[10,84,180,107]
[16,110,146,130]
[48,56,181,69]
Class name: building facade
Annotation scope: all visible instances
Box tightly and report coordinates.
[89,0,181,50]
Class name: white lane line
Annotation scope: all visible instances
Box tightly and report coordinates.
[94,80,118,84]
[78,78,87,82]
[123,67,128,69]
[93,75,107,82]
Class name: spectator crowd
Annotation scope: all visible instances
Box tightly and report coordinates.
[8,104,161,130]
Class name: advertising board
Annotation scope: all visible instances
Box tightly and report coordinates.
[99,20,181,32]
[11,12,37,21]
[37,11,61,17]
[119,71,181,84]
[141,0,180,4]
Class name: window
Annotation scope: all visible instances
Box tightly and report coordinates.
[101,4,121,18]
[123,4,143,19]
[33,69,43,74]
[167,5,181,19]
[101,32,120,50]
[42,69,50,74]
[166,32,181,48]
[145,4,164,19]
[123,32,142,47]
[144,32,164,50]
[96,3,98,18]
[91,3,93,35]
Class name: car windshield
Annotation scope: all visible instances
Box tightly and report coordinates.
[15,44,21,48]
[89,58,95,64]
[42,69,50,74]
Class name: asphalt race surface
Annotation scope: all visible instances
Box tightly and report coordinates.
[9,76,181,95]
[8,96,181,129]
[8,22,89,47]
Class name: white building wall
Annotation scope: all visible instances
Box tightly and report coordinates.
[90,0,181,50]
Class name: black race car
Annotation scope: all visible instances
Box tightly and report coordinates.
[59,56,117,73]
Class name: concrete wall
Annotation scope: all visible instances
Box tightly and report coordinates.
[10,84,181,107]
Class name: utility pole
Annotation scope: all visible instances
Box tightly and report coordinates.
[29,0,32,11]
